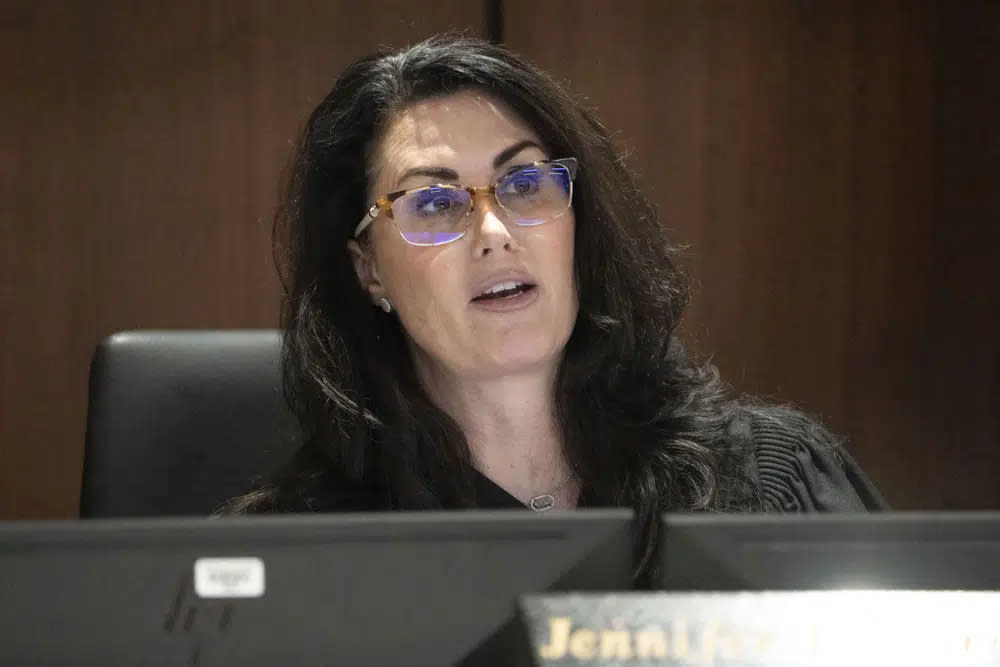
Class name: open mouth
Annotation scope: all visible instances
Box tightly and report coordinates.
[472,281,537,302]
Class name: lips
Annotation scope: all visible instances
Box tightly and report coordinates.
[472,280,536,301]
[470,271,538,302]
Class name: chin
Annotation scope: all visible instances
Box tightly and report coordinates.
[478,336,565,377]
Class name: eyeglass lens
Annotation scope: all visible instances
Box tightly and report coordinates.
[391,161,574,246]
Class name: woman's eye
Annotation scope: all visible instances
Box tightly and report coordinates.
[416,196,457,215]
[503,174,541,197]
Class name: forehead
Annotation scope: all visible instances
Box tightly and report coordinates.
[370,90,544,188]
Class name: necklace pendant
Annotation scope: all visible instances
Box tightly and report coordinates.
[529,494,555,512]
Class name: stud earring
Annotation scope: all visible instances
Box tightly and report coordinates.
[377,297,392,313]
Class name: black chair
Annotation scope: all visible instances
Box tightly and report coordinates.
[81,330,301,517]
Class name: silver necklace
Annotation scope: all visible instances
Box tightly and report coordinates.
[528,472,574,512]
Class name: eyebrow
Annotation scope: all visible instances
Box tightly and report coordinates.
[492,139,543,169]
[394,166,459,188]
[393,139,544,189]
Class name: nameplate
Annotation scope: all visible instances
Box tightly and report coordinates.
[518,591,1000,666]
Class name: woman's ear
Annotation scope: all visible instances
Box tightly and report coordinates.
[347,239,385,303]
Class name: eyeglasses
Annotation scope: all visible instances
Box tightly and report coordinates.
[354,158,579,246]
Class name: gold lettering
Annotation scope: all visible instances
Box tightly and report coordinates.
[752,630,778,658]
[963,632,1000,656]
[673,618,690,658]
[539,617,572,659]
[600,629,633,658]
[809,623,822,662]
[636,629,669,658]
[569,629,597,659]
[538,616,788,663]
[695,621,718,666]
[718,627,745,661]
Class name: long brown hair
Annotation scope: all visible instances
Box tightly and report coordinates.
[222,34,762,578]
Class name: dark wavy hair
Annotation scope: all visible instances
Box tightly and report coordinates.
[222,34,763,577]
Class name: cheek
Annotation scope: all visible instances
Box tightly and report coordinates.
[552,220,579,333]
[566,219,577,270]
[379,243,463,332]
[552,217,577,291]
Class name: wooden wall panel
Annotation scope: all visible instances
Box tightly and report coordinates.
[505,0,1000,508]
[0,1,485,518]
[916,1,1000,507]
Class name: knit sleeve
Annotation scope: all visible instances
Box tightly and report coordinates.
[744,406,888,512]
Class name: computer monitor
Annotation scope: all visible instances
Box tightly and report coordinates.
[659,512,1000,591]
[0,510,633,666]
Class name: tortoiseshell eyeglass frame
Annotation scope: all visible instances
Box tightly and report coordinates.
[352,157,579,243]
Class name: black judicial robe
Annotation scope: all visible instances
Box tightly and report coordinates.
[275,405,887,514]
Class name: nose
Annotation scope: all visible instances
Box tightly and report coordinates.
[469,192,516,256]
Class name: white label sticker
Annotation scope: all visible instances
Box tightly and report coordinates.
[193,557,265,599]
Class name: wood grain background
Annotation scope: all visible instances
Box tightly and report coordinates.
[0,0,486,518]
[504,0,999,509]
[2,0,996,517]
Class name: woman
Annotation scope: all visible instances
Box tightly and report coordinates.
[221,34,885,575]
